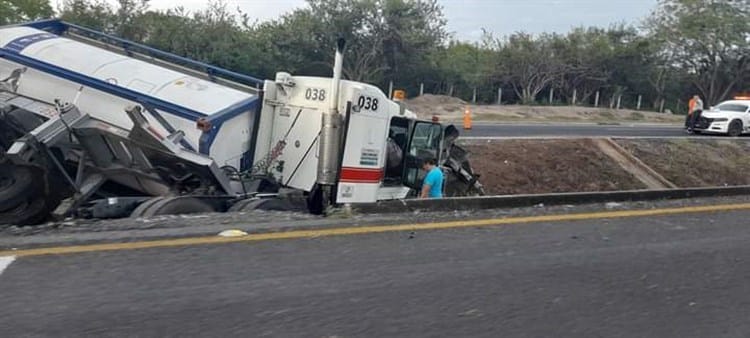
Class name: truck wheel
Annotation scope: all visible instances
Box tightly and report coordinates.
[306,186,324,215]
[139,197,215,217]
[728,120,743,137]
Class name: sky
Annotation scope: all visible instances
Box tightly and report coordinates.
[86,0,659,40]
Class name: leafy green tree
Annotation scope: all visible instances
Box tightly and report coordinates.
[0,0,54,25]
[250,0,447,92]
[59,0,114,31]
[429,40,494,100]
[493,33,567,104]
[648,0,750,104]
[550,27,613,104]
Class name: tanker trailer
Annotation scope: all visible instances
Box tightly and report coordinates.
[0,20,483,225]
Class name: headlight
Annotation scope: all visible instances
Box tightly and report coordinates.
[712,118,728,122]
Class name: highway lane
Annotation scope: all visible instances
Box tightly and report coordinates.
[3,209,750,337]
[461,123,686,138]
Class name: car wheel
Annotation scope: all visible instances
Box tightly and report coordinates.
[728,120,743,137]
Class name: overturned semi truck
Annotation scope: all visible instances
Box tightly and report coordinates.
[0,20,484,225]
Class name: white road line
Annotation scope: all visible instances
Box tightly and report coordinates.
[0,256,16,276]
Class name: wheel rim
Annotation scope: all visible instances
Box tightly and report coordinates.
[731,123,741,135]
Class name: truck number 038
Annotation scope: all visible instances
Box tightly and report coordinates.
[305,88,326,101]
[357,96,379,111]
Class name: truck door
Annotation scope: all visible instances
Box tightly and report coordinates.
[402,121,443,189]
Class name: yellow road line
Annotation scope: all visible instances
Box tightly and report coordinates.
[2,202,750,258]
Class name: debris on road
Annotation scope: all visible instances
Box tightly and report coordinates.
[218,230,248,237]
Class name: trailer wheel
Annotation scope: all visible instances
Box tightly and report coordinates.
[129,197,166,218]
[0,197,50,226]
[0,165,39,211]
[227,198,258,212]
[231,198,295,212]
[139,197,215,217]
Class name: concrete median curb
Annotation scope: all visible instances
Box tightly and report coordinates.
[352,186,750,214]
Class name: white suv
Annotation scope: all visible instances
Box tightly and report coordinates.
[694,99,750,136]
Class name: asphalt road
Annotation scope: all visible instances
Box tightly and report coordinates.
[461,123,685,138]
[3,209,750,337]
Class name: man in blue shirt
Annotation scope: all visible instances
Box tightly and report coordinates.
[420,159,444,198]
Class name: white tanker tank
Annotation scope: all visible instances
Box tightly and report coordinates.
[0,24,260,171]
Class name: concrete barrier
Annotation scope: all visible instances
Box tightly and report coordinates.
[352,186,750,214]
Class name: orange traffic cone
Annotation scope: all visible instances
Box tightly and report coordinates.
[463,106,472,130]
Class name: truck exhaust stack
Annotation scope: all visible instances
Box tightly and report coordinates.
[316,39,346,197]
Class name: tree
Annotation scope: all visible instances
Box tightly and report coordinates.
[0,0,54,25]
[251,0,447,90]
[649,0,750,104]
[374,0,447,87]
[551,27,613,104]
[59,0,115,31]
[495,33,566,104]
[429,40,493,99]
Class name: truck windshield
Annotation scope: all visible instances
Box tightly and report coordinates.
[717,103,749,112]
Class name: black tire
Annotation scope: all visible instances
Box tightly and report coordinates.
[306,186,324,215]
[0,197,50,226]
[141,197,215,217]
[129,197,166,218]
[228,198,258,212]
[728,120,743,137]
[0,144,6,164]
[0,164,40,211]
[245,198,296,212]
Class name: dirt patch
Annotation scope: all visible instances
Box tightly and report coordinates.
[617,139,750,187]
[406,94,682,124]
[463,139,645,195]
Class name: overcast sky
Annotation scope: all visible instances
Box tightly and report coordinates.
[96,0,659,40]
